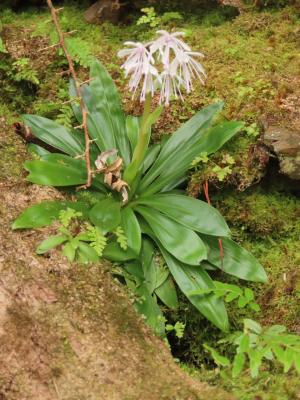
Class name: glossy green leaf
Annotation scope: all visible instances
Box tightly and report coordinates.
[36,234,67,254]
[160,248,229,331]
[124,260,144,282]
[12,200,89,229]
[87,111,116,152]
[24,154,87,186]
[89,60,130,165]
[140,102,223,192]
[89,198,121,233]
[142,144,161,174]
[155,276,178,309]
[134,282,165,336]
[126,115,139,154]
[77,242,99,263]
[141,118,243,196]
[141,239,158,294]
[136,193,230,237]
[121,207,141,256]
[193,121,244,156]
[22,115,84,156]
[103,241,136,261]
[203,236,268,283]
[27,143,50,157]
[135,206,207,265]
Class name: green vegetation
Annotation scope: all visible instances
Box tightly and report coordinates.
[1,2,299,399]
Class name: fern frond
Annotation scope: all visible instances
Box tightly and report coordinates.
[87,226,107,256]
[55,105,74,129]
[114,226,127,250]
[59,208,82,228]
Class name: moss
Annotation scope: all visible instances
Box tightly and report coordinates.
[182,364,300,400]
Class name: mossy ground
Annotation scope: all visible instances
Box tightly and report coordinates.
[0,3,299,399]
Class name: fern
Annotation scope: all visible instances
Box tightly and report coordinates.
[12,58,40,85]
[59,208,82,228]
[55,105,74,129]
[65,37,93,68]
[114,226,127,250]
[87,226,107,256]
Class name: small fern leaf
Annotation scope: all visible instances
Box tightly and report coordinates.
[87,226,107,256]
[59,208,82,228]
[114,226,128,250]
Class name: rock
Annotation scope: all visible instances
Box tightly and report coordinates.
[263,124,300,180]
[84,0,121,24]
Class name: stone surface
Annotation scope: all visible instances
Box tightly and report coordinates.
[84,0,121,24]
[263,124,300,180]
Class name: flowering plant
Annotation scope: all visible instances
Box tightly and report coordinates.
[13,30,267,336]
[118,30,205,106]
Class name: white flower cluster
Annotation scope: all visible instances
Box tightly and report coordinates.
[118,30,206,106]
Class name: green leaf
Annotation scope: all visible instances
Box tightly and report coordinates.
[141,239,157,293]
[155,276,178,309]
[134,282,165,337]
[160,249,229,331]
[273,345,285,363]
[36,234,68,254]
[249,302,261,312]
[135,206,207,265]
[12,201,88,230]
[89,60,130,165]
[238,334,250,353]
[136,193,230,237]
[24,154,87,186]
[27,143,50,157]
[89,198,121,233]
[62,241,76,262]
[121,207,141,256]
[203,236,268,283]
[103,241,136,261]
[244,319,262,334]
[139,102,224,194]
[232,353,246,378]
[294,352,300,374]
[22,115,84,156]
[237,296,249,308]
[244,288,254,301]
[248,349,262,378]
[193,121,244,157]
[77,242,99,263]
[126,115,139,154]
[139,117,243,195]
[266,325,286,335]
[204,344,230,367]
[283,348,294,373]
[140,220,228,330]
[142,144,161,173]
[225,291,240,302]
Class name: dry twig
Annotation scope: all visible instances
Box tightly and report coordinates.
[46,0,93,188]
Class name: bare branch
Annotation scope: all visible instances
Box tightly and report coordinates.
[46,0,93,188]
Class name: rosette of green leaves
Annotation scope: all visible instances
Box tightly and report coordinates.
[13,60,267,333]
